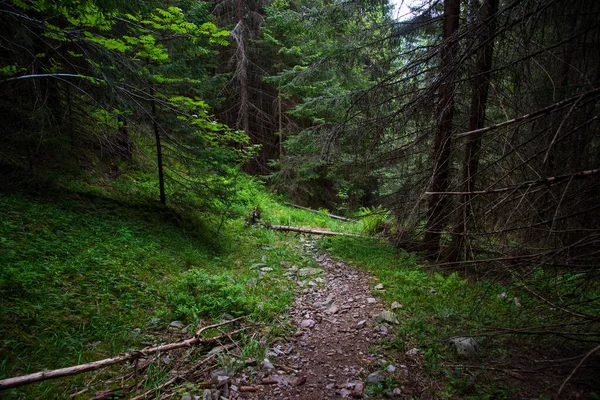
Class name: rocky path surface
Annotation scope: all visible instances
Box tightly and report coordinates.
[236,244,407,400]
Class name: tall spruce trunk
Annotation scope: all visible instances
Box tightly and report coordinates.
[424,0,461,259]
[449,0,499,261]
[149,84,166,205]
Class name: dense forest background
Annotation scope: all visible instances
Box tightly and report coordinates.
[1,0,599,397]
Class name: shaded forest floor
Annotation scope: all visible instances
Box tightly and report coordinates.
[1,187,598,399]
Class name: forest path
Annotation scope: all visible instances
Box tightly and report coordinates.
[241,241,409,400]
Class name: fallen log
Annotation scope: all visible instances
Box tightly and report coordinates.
[0,317,245,391]
[284,203,354,222]
[270,224,365,238]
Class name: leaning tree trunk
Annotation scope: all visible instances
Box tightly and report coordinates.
[449,0,499,261]
[424,0,461,259]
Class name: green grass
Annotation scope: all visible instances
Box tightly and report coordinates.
[0,188,315,398]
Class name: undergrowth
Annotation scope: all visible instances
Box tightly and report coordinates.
[318,236,596,399]
[0,180,321,398]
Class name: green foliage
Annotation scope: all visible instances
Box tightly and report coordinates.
[357,205,392,235]
[165,270,250,320]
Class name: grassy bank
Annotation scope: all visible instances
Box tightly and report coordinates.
[319,236,598,399]
[0,182,341,398]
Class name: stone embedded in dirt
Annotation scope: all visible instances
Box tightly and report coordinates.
[374,310,400,324]
[315,277,324,283]
[326,303,340,314]
[367,297,377,304]
[168,320,184,329]
[314,296,335,309]
[298,267,322,277]
[294,375,307,386]
[308,281,318,287]
[326,383,335,390]
[262,358,275,370]
[376,324,389,337]
[210,368,229,379]
[449,336,479,356]
[391,301,402,310]
[392,387,403,396]
[217,375,231,387]
[245,358,256,366]
[260,267,274,272]
[356,319,368,329]
[374,284,384,290]
[350,381,364,398]
[386,364,396,373]
[181,393,192,400]
[301,319,316,328]
[367,372,383,383]
[295,331,305,337]
[251,263,267,269]
[405,348,421,357]
[201,389,212,400]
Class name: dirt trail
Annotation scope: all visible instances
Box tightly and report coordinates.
[239,244,411,399]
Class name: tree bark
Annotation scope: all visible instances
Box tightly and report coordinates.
[270,225,364,237]
[449,0,499,261]
[149,84,166,205]
[424,0,461,259]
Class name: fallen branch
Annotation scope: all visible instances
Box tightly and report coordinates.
[0,317,245,391]
[285,203,354,222]
[270,224,365,238]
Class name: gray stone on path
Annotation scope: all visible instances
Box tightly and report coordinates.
[356,319,368,329]
[386,364,396,373]
[301,319,316,328]
[262,358,275,370]
[374,310,399,324]
[367,298,377,304]
[350,381,364,398]
[325,303,340,314]
[374,284,384,290]
[367,372,383,383]
[449,336,479,356]
[314,296,335,309]
[298,267,321,277]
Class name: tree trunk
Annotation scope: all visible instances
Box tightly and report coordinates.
[149,84,166,205]
[117,115,132,162]
[424,0,461,259]
[449,0,499,261]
